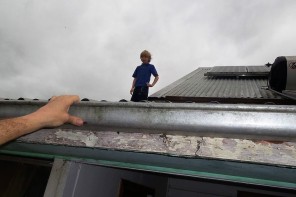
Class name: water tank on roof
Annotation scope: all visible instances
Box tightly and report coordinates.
[269,56,296,92]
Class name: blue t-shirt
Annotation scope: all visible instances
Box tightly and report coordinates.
[132,64,158,87]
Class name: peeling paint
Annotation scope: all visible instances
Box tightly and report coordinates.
[54,130,99,147]
[17,129,296,167]
[197,138,296,166]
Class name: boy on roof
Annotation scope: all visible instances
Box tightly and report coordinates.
[130,50,159,102]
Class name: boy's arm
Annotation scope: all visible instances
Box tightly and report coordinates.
[147,76,159,87]
[130,78,137,95]
[0,95,83,145]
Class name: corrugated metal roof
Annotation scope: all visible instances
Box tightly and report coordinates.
[150,67,282,103]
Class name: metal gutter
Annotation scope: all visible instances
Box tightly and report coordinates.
[1,100,296,141]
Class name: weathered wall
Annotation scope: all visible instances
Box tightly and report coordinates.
[19,128,296,167]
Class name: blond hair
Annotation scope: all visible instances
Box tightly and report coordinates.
[140,50,152,62]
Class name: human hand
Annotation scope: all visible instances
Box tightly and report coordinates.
[130,88,135,95]
[33,95,83,128]
[146,83,153,87]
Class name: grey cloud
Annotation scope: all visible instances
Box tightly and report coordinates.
[0,0,296,101]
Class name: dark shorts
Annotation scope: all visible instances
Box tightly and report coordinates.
[131,86,149,102]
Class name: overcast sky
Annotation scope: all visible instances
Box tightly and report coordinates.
[0,0,296,101]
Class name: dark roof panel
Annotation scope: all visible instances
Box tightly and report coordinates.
[204,65,270,77]
[247,65,270,73]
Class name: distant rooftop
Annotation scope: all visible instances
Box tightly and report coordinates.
[150,66,294,104]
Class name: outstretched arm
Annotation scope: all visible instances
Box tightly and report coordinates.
[0,95,83,145]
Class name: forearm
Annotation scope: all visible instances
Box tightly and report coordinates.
[131,78,136,88]
[0,112,44,145]
[151,76,159,86]
[0,95,83,145]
